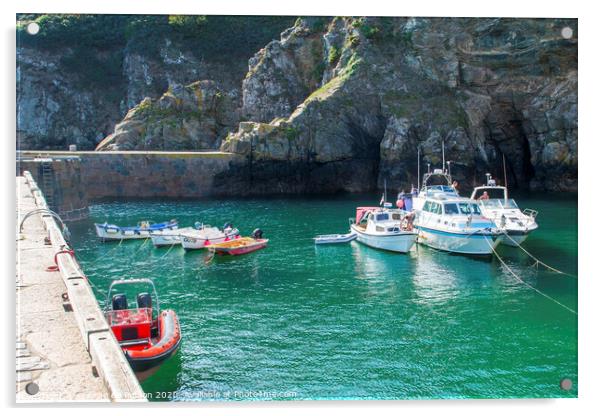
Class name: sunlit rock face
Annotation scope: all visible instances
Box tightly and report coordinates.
[18,16,577,193]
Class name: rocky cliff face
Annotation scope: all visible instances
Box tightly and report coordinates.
[220,17,577,193]
[16,15,293,151]
[18,16,577,193]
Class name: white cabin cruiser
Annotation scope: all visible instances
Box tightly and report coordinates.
[179,224,240,251]
[470,174,538,247]
[412,167,501,255]
[349,206,417,253]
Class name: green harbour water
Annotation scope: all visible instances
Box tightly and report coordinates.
[69,193,578,401]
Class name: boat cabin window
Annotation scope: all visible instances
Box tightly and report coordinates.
[391,213,402,220]
[459,203,482,215]
[376,226,385,232]
[444,203,459,215]
[423,201,433,212]
[432,203,442,215]
[375,213,389,222]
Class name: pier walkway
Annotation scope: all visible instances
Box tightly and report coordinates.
[16,174,145,402]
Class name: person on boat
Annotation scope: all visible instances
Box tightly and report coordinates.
[401,212,415,231]
[479,191,490,200]
[452,181,459,193]
[396,189,406,209]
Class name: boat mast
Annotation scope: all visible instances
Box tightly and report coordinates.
[441,138,445,173]
[503,153,508,188]
[417,147,421,190]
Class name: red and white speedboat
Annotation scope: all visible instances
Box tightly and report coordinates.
[104,279,181,377]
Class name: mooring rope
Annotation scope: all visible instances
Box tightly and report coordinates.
[132,236,150,254]
[204,247,216,265]
[485,238,577,315]
[500,230,577,278]
[82,238,124,270]
[159,241,178,259]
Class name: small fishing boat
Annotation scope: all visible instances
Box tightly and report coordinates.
[179,223,240,250]
[95,220,178,241]
[150,222,202,247]
[470,174,539,247]
[104,278,181,377]
[208,237,269,256]
[314,232,357,245]
[349,207,417,253]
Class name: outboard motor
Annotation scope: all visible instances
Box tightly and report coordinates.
[194,221,202,230]
[252,228,263,239]
[112,294,128,311]
[137,292,152,309]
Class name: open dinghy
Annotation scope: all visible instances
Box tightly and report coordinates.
[105,278,181,378]
[95,220,178,241]
[314,232,357,245]
[208,237,269,256]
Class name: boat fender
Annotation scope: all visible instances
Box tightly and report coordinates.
[204,239,210,246]
[252,228,263,239]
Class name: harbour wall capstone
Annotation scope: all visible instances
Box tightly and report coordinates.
[18,151,246,202]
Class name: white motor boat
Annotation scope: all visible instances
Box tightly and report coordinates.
[180,225,240,250]
[412,167,501,255]
[150,227,194,247]
[470,174,539,247]
[94,220,178,241]
[349,207,417,253]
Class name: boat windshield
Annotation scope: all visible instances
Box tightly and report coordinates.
[503,199,519,209]
[426,185,457,195]
[480,199,519,209]
[458,202,482,215]
[480,199,503,209]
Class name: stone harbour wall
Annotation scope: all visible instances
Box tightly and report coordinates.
[18,151,245,205]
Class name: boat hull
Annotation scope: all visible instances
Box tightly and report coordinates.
[314,233,357,245]
[95,223,178,241]
[416,226,501,255]
[180,229,240,251]
[123,310,181,374]
[499,230,529,247]
[210,238,269,256]
[150,227,195,247]
[350,225,416,253]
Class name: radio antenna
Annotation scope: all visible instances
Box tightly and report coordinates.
[441,138,445,172]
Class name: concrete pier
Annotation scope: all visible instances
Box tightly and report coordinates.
[16,173,146,402]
